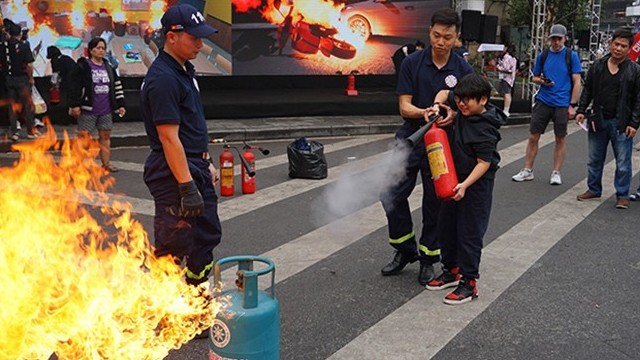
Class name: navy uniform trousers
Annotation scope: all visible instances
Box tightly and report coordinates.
[143,151,222,283]
[438,177,493,279]
[380,121,441,264]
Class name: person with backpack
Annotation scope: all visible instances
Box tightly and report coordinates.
[512,24,582,185]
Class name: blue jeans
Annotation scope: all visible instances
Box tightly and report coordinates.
[587,118,633,198]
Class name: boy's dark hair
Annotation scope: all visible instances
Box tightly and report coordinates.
[416,40,426,48]
[431,8,460,31]
[454,73,492,103]
[611,28,634,47]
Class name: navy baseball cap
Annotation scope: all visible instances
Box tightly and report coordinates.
[161,4,218,38]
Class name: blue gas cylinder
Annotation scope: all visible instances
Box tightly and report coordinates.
[209,256,279,360]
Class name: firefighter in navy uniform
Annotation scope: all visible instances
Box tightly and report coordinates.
[140,4,221,288]
[380,8,473,286]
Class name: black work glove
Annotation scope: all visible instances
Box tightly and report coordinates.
[167,180,204,217]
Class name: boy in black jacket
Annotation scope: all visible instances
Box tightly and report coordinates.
[424,73,504,305]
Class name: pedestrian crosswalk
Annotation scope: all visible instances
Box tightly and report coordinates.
[5,124,638,360]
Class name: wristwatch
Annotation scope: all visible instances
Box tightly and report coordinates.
[570,103,578,107]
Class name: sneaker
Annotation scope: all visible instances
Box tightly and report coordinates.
[443,277,479,305]
[26,132,41,140]
[549,171,562,185]
[426,266,460,290]
[34,118,45,128]
[630,192,640,201]
[616,198,630,209]
[10,133,19,142]
[576,191,600,201]
[512,168,534,182]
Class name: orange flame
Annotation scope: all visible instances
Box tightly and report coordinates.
[0,127,219,359]
[232,0,262,13]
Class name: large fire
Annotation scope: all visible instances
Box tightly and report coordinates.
[0,129,218,359]
[1,0,167,53]
[233,0,366,52]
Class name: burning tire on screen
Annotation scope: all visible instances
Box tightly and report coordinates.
[328,37,356,59]
[347,15,371,41]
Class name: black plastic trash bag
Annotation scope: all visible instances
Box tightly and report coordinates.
[287,137,328,179]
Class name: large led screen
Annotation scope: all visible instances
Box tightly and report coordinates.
[232,0,449,75]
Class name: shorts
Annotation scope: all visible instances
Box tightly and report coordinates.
[77,113,113,133]
[530,101,568,136]
[497,80,512,95]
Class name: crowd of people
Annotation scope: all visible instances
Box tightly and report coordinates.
[1,17,126,172]
[2,4,640,309]
[382,10,640,307]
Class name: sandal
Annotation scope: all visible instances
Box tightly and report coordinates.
[103,164,119,173]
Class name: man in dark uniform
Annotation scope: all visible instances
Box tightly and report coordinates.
[140,4,221,287]
[5,20,37,141]
[380,8,473,286]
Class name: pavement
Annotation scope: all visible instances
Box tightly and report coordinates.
[39,113,530,148]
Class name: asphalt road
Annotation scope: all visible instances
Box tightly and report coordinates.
[2,124,639,360]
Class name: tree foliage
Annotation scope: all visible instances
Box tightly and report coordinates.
[505,0,592,31]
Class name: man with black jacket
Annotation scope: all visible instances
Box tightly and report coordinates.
[46,46,78,125]
[4,20,38,141]
[575,28,640,209]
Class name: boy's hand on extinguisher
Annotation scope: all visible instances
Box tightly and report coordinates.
[209,163,219,185]
[166,180,204,217]
[452,183,466,201]
[436,103,456,127]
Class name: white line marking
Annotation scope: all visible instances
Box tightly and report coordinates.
[328,136,630,360]
[217,129,577,289]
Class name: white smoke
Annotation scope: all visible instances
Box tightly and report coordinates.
[311,140,413,227]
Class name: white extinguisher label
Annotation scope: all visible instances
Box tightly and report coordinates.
[426,142,449,179]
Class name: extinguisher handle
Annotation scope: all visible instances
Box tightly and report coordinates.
[232,146,256,177]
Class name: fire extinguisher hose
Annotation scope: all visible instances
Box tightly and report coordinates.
[403,113,440,148]
[232,146,256,177]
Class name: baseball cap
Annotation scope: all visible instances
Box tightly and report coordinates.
[161,4,218,38]
[549,24,567,38]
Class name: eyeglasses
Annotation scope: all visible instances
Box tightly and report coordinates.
[453,96,471,105]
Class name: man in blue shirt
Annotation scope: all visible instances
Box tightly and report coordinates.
[141,4,222,288]
[380,8,473,286]
[512,24,582,185]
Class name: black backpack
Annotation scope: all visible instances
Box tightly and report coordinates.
[539,47,574,79]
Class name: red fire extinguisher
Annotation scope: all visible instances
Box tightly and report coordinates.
[345,70,358,96]
[49,86,60,104]
[241,146,256,194]
[424,123,458,200]
[219,146,235,196]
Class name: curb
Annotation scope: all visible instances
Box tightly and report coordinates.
[2,115,531,152]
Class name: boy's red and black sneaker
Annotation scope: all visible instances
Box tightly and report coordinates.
[425,266,460,290]
[443,277,478,305]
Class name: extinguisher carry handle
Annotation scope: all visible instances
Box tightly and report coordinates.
[213,255,276,299]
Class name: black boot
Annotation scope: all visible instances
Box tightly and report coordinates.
[381,251,418,276]
[418,261,435,286]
